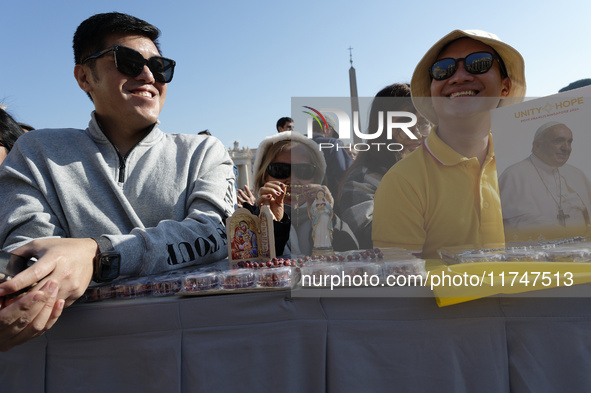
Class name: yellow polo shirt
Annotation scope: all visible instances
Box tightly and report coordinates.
[372,131,504,259]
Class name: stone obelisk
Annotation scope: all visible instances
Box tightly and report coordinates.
[348,47,361,144]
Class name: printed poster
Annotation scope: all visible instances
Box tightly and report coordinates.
[491,86,591,242]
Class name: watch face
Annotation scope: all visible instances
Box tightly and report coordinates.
[97,252,121,281]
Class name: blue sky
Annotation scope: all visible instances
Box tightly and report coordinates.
[2,0,590,150]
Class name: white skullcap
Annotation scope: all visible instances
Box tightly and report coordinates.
[533,121,568,141]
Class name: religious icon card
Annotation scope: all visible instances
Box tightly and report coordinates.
[226,206,276,268]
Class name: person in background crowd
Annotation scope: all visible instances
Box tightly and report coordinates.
[18,123,35,133]
[242,131,358,256]
[0,109,26,166]
[276,117,294,132]
[238,118,295,206]
[311,113,353,199]
[559,78,591,93]
[338,83,430,249]
[345,148,358,161]
[0,12,235,351]
[373,29,526,258]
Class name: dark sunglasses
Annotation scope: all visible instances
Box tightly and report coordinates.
[82,45,176,83]
[430,51,502,81]
[266,163,317,181]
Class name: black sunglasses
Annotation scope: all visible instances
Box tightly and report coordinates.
[430,51,502,81]
[82,45,176,83]
[266,163,317,181]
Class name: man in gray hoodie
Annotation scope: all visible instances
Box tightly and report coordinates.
[0,12,236,350]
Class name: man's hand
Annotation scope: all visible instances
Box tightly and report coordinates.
[1,238,97,305]
[0,280,62,351]
[0,238,97,350]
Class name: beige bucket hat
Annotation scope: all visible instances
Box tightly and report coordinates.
[410,29,526,124]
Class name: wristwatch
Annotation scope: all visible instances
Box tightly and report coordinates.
[92,236,121,282]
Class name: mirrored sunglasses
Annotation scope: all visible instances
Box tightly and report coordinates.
[430,51,499,81]
[266,163,317,181]
[82,45,176,84]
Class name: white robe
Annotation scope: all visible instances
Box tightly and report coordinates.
[499,154,591,241]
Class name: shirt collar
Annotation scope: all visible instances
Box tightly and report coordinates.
[87,111,163,145]
[422,127,495,166]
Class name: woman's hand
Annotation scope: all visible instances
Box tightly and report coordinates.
[237,185,256,207]
[256,181,286,221]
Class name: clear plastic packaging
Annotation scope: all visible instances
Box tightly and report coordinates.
[341,262,382,278]
[458,251,505,264]
[219,269,256,289]
[382,259,427,279]
[256,266,294,288]
[114,277,151,299]
[299,263,342,287]
[545,247,591,263]
[151,275,183,296]
[503,249,547,262]
[182,272,220,292]
[437,243,505,263]
[437,236,591,265]
[84,283,115,302]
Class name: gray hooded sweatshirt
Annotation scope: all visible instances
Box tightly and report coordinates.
[0,113,236,278]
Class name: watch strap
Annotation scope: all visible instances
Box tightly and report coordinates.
[92,236,114,254]
[91,236,119,282]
